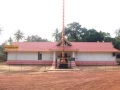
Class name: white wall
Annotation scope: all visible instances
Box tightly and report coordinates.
[42,52,53,60]
[8,52,115,61]
[76,52,116,61]
[8,52,38,60]
[8,52,53,60]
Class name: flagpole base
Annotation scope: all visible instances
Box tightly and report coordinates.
[59,60,68,69]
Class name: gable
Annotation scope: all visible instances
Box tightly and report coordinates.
[56,39,72,46]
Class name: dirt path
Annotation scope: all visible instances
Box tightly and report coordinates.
[0,71,120,90]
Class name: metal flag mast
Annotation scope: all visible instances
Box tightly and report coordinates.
[61,0,66,63]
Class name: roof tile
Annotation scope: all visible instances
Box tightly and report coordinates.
[11,42,119,52]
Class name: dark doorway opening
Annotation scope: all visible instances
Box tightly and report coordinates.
[59,53,68,69]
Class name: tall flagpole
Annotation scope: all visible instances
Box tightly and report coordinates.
[61,0,65,63]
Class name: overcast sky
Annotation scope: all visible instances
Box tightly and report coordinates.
[0,0,120,44]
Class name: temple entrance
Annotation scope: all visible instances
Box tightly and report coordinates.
[60,53,68,63]
[54,52,74,69]
[59,53,68,68]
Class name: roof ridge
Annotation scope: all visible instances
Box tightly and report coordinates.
[71,42,112,43]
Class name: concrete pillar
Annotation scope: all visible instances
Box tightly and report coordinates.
[69,51,76,67]
[72,51,75,58]
[53,51,56,61]
[52,51,56,67]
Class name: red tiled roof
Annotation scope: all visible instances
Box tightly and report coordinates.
[6,42,119,52]
[49,45,78,51]
[71,42,119,52]
[12,42,56,52]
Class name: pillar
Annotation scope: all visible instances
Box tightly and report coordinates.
[72,51,75,58]
[70,51,76,67]
[53,51,56,61]
[52,51,56,67]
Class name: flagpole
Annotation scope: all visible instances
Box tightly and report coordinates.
[61,0,65,63]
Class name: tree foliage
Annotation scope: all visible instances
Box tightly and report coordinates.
[8,37,13,45]
[65,22,82,41]
[0,44,7,61]
[52,22,120,50]
[14,29,24,42]
[25,35,49,42]
[115,28,120,37]
[114,28,120,49]
[52,28,61,42]
[53,22,111,42]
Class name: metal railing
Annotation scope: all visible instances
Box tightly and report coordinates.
[0,61,120,74]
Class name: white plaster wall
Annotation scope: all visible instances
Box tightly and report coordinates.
[42,52,53,60]
[8,52,38,60]
[8,52,53,60]
[76,52,116,61]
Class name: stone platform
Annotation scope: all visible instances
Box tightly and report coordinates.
[48,66,80,72]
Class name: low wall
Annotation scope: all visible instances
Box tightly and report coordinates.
[7,60,118,66]
[7,60,53,65]
[75,61,118,66]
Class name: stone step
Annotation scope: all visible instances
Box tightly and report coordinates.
[59,63,68,69]
[48,66,80,71]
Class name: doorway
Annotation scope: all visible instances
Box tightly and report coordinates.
[60,53,68,62]
[59,53,68,68]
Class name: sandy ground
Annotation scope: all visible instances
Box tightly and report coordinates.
[0,62,51,72]
[0,71,120,90]
[1,62,120,90]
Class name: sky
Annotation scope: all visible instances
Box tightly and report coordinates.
[0,0,120,44]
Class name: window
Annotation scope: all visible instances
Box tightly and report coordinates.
[38,52,42,60]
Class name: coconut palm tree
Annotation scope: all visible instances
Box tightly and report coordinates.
[8,37,13,45]
[52,28,61,42]
[14,29,24,42]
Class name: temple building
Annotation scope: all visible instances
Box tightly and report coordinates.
[4,39,120,68]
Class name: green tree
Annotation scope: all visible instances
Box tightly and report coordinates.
[65,23,109,42]
[52,28,61,42]
[14,29,24,42]
[113,28,120,49]
[115,28,120,37]
[65,22,82,41]
[0,43,7,61]
[25,35,48,42]
[84,29,97,42]
[53,22,113,43]
[8,37,13,45]
[104,37,114,42]
[112,38,120,50]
